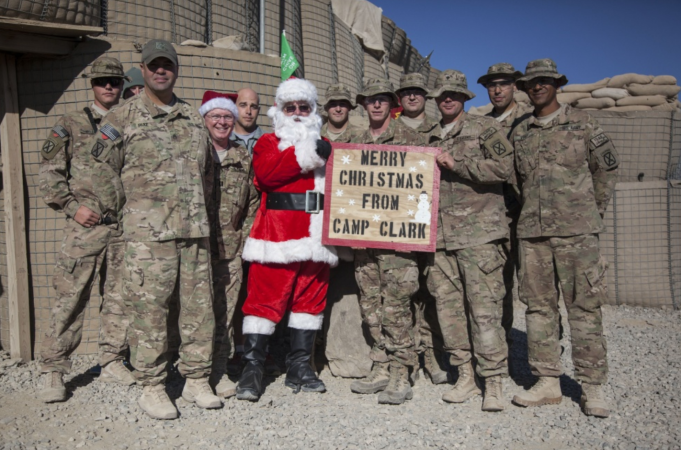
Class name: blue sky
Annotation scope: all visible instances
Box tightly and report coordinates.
[371,0,681,107]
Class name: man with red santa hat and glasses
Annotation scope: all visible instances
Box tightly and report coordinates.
[237,78,338,401]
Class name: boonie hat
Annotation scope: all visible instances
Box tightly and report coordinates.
[142,39,179,66]
[516,58,568,90]
[324,83,356,109]
[427,70,475,100]
[396,73,428,94]
[477,62,523,86]
[123,67,144,92]
[83,56,130,80]
[356,78,399,106]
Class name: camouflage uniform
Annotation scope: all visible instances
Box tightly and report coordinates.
[39,57,131,375]
[511,100,618,384]
[91,90,214,386]
[478,63,535,343]
[352,117,426,367]
[204,138,259,362]
[320,122,362,143]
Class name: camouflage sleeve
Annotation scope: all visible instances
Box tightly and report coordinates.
[450,126,514,184]
[587,119,619,215]
[242,170,260,236]
[39,116,80,217]
[86,114,127,216]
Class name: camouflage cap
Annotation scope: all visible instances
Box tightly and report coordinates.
[476,62,523,85]
[123,67,144,91]
[516,58,568,90]
[141,39,179,66]
[427,70,475,100]
[356,78,399,106]
[396,73,428,94]
[82,57,130,80]
[323,83,356,109]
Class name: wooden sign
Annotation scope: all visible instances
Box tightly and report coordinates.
[322,143,441,252]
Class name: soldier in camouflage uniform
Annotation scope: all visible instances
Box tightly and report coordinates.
[348,78,426,405]
[395,73,449,385]
[90,40,221,420]
[197,91,259,399]
[424,70,514,412]
[321,83,362,143]
[38,57,136,404]
[510,59,618,418]
[477,63,534,358]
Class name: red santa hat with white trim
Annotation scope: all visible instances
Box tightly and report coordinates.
[199,90,239,118]
[267,77,319,119]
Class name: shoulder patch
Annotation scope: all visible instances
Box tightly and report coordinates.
[91,139,107,158]
[41,136,65,160]
[479,127,497,141]
[100,124,121,141]
[590,133,609,148]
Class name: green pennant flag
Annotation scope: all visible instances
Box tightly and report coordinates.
[280,31,300,81]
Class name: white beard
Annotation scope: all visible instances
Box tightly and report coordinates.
[272,110,322,151]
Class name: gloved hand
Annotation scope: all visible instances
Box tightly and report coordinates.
[315,139,332,160]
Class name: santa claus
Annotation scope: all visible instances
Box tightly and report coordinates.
[237,78,338,400]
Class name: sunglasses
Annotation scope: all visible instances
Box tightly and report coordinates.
[283,103,311,114]
[92,77,123,87]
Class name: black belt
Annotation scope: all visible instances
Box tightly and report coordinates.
[266,191,324,214]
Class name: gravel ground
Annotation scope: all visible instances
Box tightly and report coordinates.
[0,303,680,450]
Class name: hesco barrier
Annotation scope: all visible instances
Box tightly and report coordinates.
[0,37,280,355]
[0,0,100,25]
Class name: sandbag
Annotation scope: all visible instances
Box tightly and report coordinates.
[605,105,653,112]
[652,75,677,85]
[616,95,667,107]
[591,88,629,100]
[608,73,654,88]
[213,35,248,50]
[514,90,530,103]
[561,77,609,93]
[572,97,615,109]
[0,0,44,19]
[627,83,681,98]
[181,40,207,47]
[652,102,680,111]
[469,103,493,116]
[557,92,591,104]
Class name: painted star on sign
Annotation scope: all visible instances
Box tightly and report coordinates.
[372,214,381,222]
[407,210,415,217]
[408,195,415,201]
[339,208,346,214]
[410,166,417,172]
[348,199,355,206]
[336,189,344,197]
[419,160,427,167]
[341,155,352,164]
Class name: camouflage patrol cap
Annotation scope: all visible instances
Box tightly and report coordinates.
[141,39,179,66]
[516,58,568,90]
[477,62,523,85]
[396,73,428,94]
[83,57,130,81]
[324,83,356,109]
[356,78,399,106]
[427,70,475,100]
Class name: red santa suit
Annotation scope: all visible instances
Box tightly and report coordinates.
[241,81,338,335]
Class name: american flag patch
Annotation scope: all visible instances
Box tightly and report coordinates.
[52,125,69,138]
[100,124,121,141]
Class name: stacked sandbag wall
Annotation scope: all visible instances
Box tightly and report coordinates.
[0,37,280,355]
[210,0,260,49]
[562,74,681,113]
[0,0,101,26]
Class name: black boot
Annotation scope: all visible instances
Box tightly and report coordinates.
[285,328,326,394]
[236,334,269,401]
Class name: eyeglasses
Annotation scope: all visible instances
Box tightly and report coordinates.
[364,95,391,105]
[525,77,556,89]
[485,80,514,91]
[206,114,235,122]
[283,103,311,114]
[398,88,425,98]
[92,77,123,87]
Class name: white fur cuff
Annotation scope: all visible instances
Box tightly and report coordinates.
[289,312,324,330]
[243,315,277,335]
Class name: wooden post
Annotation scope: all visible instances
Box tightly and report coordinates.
[0,52,32,361]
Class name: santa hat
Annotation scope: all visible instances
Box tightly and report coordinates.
[268,78,319,120]
[199,90,239,118]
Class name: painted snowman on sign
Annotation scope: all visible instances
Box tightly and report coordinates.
[411,191,431,225]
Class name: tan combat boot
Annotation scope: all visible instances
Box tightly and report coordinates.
[442,361,481,403]
[580,383,610,418]
[512,376,562,407]
[350,361,390,394]
[377,362,413,405]
[39,372,67,403]
[423,348,449,385]
[481,375,504,412]
[182,377,222,409]
[138,384,178,420]
[215,374,237,398]
[100,360,136,386]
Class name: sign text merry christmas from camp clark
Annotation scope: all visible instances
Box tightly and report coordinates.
[322,143,441,252]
